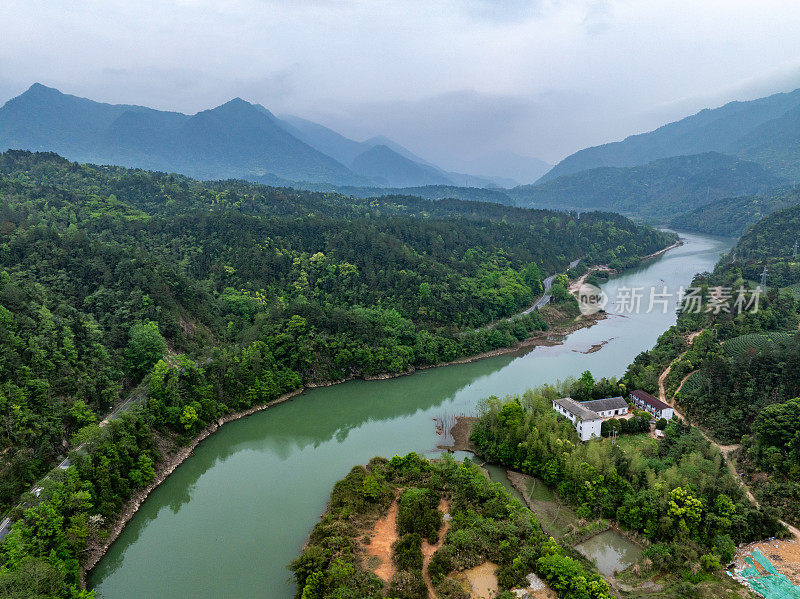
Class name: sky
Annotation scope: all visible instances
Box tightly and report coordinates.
[2,0,800,172]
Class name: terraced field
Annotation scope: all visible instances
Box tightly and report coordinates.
[722,332,796,357]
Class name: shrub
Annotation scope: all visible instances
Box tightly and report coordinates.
[398,487,442,543]
[393,533,424,571]
[436,577,469,599]
[428,547,455,585]
[389,570,428,599]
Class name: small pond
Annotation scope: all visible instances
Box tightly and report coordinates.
[574,529,643,576]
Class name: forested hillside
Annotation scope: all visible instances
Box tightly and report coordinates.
[292,453,611,599]
[720,201,800,287]
[300,183,515,205]
[540,87,800,181]
[622,205,800,528]
[510,152,785,220]
[0,150,673,597]
[670,187,800,237]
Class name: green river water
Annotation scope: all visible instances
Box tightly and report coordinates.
[90,231,732,598]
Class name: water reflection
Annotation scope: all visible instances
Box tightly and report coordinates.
[91,232,732,599]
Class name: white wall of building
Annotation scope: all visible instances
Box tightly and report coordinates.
[552,400,602,441]
[595,407,628,418]
[576,418,602,441]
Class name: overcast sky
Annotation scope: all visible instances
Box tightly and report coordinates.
[3,0,800,170]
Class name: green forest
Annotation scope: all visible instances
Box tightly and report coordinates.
[670,187,800,237]
[509,152,784,221]
[470,391,783,574]
[718,200,800,288]
[0,150,673,597]
[622,203,800,530]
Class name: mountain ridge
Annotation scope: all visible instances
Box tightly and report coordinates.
[0,83,480,188]
[540,87,800,182]
[511,151,787,220]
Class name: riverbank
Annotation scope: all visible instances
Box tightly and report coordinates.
[641,239,683,261]
[81,386,304,579]
[82,312,607,584]
[83,240,682,589]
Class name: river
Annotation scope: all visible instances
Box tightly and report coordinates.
[90,231,732,598]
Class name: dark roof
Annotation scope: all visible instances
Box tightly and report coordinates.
[629,390,671,411]
[581,396,628,412]
[553,397,601,421]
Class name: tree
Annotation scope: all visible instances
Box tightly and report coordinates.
[523,263,544,295]
[180,405,199,431]
[68,399,97,429]
[668,487,703,538]
[574,370,595,401]
[714,534,736,564]
[126,321,167,380]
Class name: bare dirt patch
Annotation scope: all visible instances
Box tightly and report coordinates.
[363,497,399,584]
[446,416,478,452]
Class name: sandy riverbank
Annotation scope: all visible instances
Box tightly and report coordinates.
[641,239,683,261]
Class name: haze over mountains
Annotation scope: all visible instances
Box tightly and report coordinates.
[540,87,800,182]
[510,152,786,220]
[0,83,538,189]
[508,84,800,230]
[4,82,800,236]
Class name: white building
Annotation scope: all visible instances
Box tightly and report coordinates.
[581,396,629,418]
[629,390,674,420]
[552,397,602,441]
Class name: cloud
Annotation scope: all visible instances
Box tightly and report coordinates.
[1,0,800,165]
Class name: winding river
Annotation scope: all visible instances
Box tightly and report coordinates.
[90,231,732,598]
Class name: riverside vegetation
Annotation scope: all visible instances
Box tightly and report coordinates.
[0,150,675,597]
[291,453,611,599]
[624,200,800,529]
[294,201,800,598]
[470,389,782,593]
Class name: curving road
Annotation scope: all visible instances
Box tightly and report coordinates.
[523,258,580,314]
[0,389,147,541]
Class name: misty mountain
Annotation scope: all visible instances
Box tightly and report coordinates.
[349,144,454,187]
[0,83,367,185]
[277,114,512,188]
[541,87,800,182]
[510,152,786,221]
[277,114,369,166]
[0,84,504,189]
[457,151,550,185]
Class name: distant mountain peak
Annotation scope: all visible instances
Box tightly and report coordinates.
[26,82,59,94]
[14,83,64,103]
[0,85,366,185]
[211,97,258,112]
[196,97,270,124]
[223,97,250,106]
